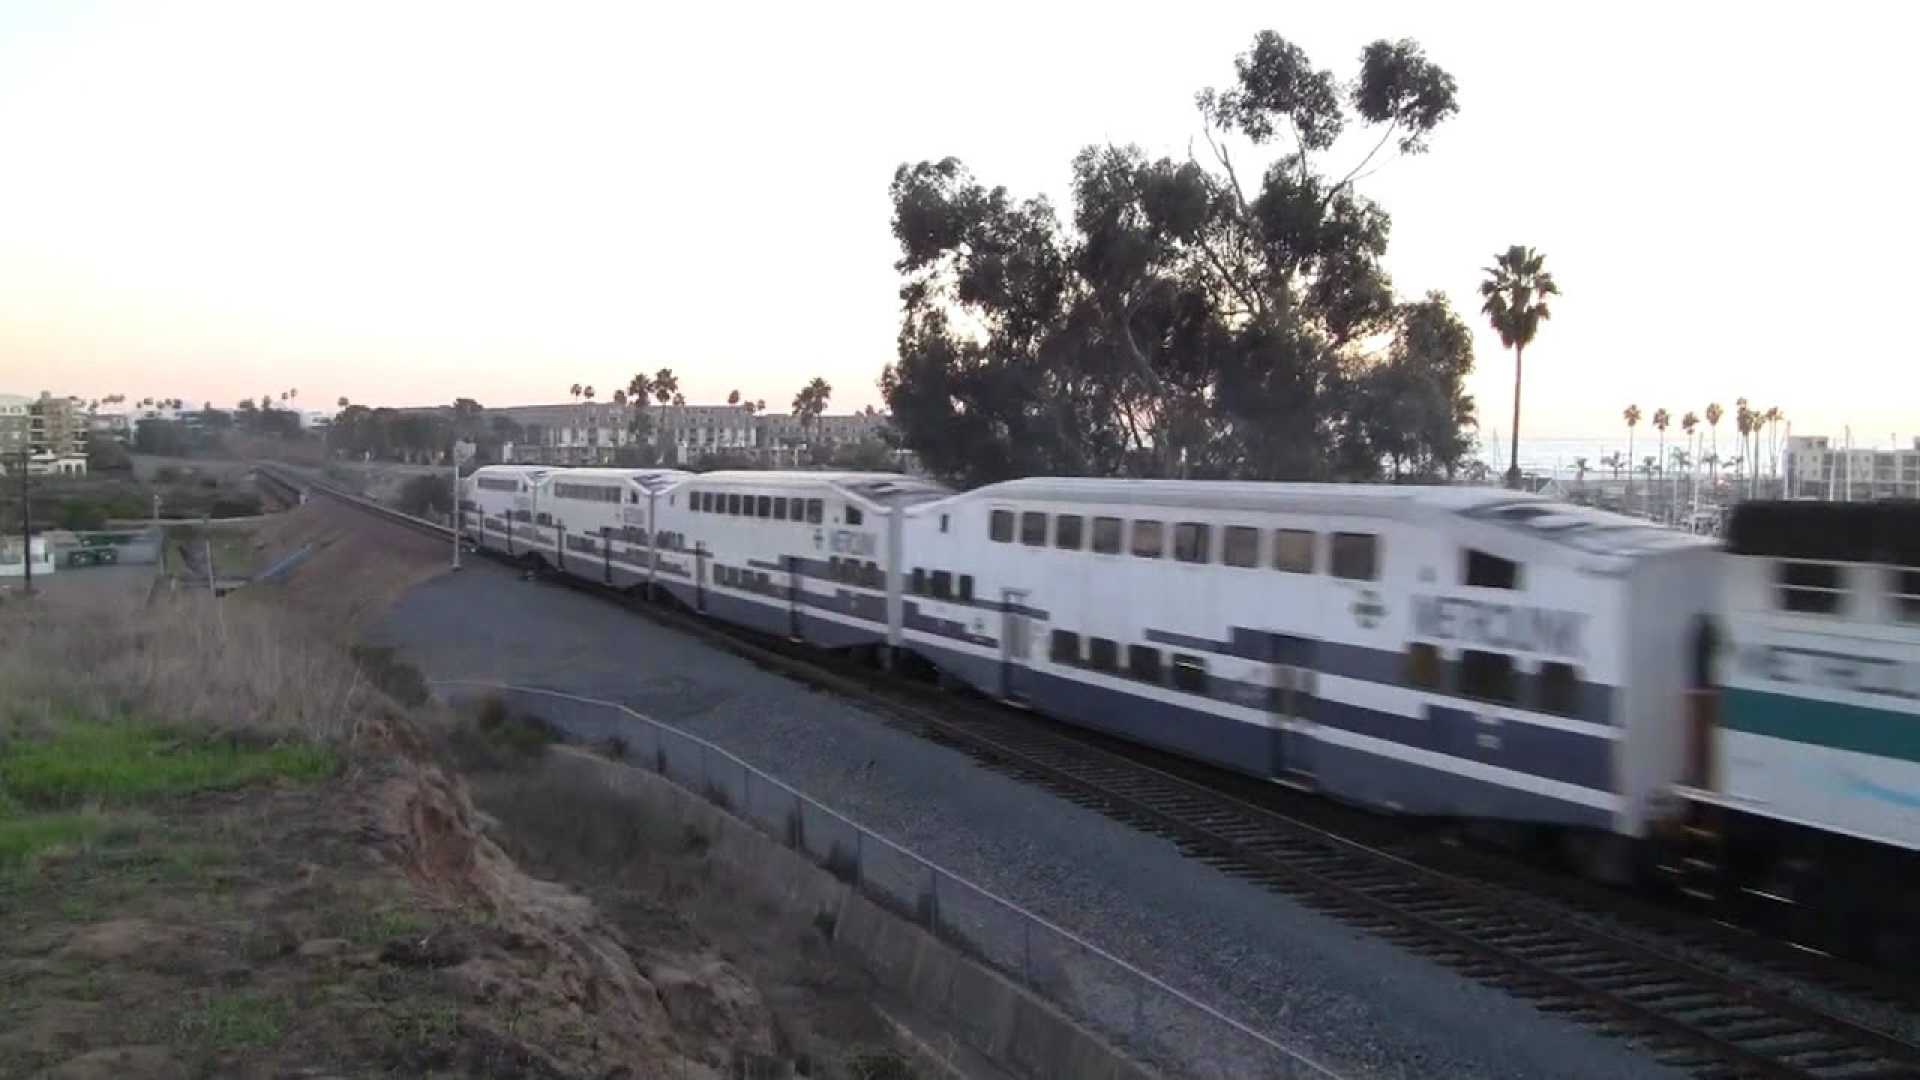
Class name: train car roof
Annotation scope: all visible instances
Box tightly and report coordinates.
[929,477,1713,560]
[1727,500,1920,565]
[675,470,952,506]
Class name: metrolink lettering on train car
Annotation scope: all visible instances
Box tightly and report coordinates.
[1738,644,1920,702]
[1412,595,1588,659]
[816,529,878,557]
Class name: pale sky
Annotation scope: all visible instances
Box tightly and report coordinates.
[0,1,1912,440]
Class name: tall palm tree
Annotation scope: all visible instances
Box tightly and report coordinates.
[337,396,349,409]
[1651,408,1670,518]
[1705,402,1724,494]
[1681,410,1700,509]
[1573,456,1590,489]
[1623,404,1642,499]
[793,377,833,445]
[651,368,679,407]
[727,389,741,406]
[1735,399,1755,501]
[1479,246,1560,489]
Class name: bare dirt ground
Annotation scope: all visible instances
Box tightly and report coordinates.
[1,502,935,1079]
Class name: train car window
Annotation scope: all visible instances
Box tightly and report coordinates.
[1897,568,1920,623]
[807,499,824,524]
[958,574,974,601]
[847,505,864,526]
[535,512,552,526]
[1171,654,1208,694]
[1131,520,1164,558]
[724,493,739,515]
[1459,649,1518,704]
[827,557,842,582]
[1330,532,1379,580]
[865,561,882,589]
[758,495,772,518]
[940,514,950,534]
[990,509,1014,542]
[1273,529,1315,573]
[629,491,639,504]
[1173,522,1211,564]
[1021,511,1048,546]
[774,497,788,520]
[1777,560,1844,614]
[689,492,701,511]
[1055,514,1084,550]
[911,567,925,595]
[931,570,953,599]
[1465,549,1520,590]
[1050,630,1080,665]
[1536,661,1579,716]
[1092,516,1123,554]
[1404,643,1443,689]
[1088,637,1118,672]
[1127,644,1164,683]
[1223,526,1259,567]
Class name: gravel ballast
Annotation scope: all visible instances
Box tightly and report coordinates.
[372,560,1680,1080]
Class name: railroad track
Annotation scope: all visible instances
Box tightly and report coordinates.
[268,462,1920,1080]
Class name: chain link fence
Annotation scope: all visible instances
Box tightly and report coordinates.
[435,680,1338,1080]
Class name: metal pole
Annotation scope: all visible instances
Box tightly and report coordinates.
[18,453,31,595]
[451,451,461,571]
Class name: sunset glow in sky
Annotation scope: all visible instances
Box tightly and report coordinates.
[0,1,1912,439]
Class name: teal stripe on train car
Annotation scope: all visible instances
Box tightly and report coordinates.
[1723,687,1920,763]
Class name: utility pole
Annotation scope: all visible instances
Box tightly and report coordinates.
[16,452,31,595]
[451,449,462,571]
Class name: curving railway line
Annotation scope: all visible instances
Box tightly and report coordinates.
[256,462,1920,1080]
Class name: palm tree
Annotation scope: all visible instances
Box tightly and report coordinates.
[793,377,833,446]
[1573,456,1590,489]
[1681,410,1700,509]
[1650,408,1670,517]
[651,368,679,407]
[1704,402,1724,494]
[1764,406,1783,490]
[1479,247,1560,489]
[671,392,686,407]
[337,396,349,409]
[1735,399,1756,501]
[1623,404,1641,499]
[728,389,741,406]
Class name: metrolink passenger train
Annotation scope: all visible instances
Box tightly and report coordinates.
[460,465,1918,950]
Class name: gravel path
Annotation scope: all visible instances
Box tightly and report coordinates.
[371,560,1678,1080]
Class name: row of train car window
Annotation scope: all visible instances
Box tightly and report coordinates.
[1406,642,1582,716]
[689,490,832,524]
[1045,631,1579,715]
[910,568,975,603]
[1775,560,1920,622]
[987,510,1379,580]
[551,482,632,504]
[1047,630,1212,693]
[475,477,521,493]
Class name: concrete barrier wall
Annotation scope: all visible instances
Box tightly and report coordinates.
[542,745,1163,1080]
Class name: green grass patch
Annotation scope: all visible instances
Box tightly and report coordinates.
[1,723,337,810]
[179,991,288,1050]
[0,812,108,868]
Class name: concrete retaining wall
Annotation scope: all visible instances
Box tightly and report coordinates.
[544,746,1160,1080]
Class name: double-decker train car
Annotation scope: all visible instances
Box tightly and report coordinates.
[1669,500,1920,954]
[464,465,689,588]
[654,471,950,649]
[896,479,1719,852]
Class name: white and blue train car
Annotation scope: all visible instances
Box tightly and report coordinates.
[896,479,1719,838]
[465,465,688,589]
[657,471,949,649]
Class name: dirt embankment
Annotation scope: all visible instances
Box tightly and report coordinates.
[2,503,921,1079]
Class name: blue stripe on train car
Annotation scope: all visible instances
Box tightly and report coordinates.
[902,637,1615,830]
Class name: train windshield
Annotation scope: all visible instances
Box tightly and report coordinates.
[1459,500,1707,557]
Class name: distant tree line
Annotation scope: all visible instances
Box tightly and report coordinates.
[882,32,1478,488]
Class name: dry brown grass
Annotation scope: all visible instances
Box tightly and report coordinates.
[0,586,387,745]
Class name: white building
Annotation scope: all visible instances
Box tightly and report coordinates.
[0,536,55,579]
[1782,435,1920,501]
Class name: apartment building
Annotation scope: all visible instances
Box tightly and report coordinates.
[0,394,29,459]
[1782,435,1920,500]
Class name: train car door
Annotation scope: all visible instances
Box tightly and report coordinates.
[1000,589,1030,700]
[785,555,804,640]
[694,543,708,614]
[1271,646,1320,785]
